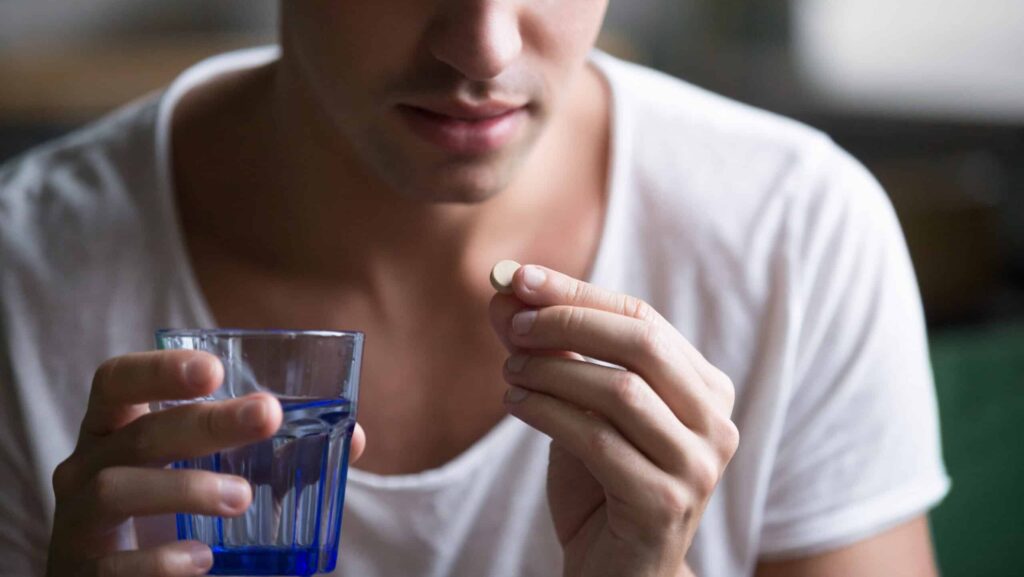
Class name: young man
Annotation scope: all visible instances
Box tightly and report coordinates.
[0,2,949,576]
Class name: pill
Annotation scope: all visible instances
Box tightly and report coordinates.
[490,260,521,294]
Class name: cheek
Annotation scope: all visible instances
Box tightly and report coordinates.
[532,0,608,50]
[524,0,609,77]
[520,0,608,114]
[284,0,430,107]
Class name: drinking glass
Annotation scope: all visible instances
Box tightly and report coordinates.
[155,329,364,576]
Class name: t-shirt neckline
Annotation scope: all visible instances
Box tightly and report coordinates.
[152,45,630,489]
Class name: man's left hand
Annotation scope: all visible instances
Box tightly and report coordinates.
[489,265,739,577]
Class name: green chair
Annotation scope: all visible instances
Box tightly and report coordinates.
[929,324,1024,576]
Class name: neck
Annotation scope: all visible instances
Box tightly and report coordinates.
[173,54,609,306]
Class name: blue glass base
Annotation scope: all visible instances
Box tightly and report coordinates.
[208,546,320,576]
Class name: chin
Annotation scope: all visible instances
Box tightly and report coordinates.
[348,109,548,204]
[395,178,505,204]
[420,163,516,203]
[373,150,524,205]
[356,123,539,204]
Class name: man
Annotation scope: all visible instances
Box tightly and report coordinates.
[0,1,949,576]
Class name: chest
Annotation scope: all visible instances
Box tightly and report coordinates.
[182,199,605,476]
[193,268,515,474]
[352,323,513,475]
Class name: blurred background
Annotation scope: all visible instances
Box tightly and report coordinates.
[1,2,1021,574]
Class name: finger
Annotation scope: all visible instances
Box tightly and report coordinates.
[546,441,605,545]
[86,393,282,473]
[504,354,697,474]
[489,292,528,353]
[510,265,733,407]
[507,305,718,432]
[488,293,590,363]
[502,386,669,513]
[65,467,251,529]
[84,351,223,436]
[512,264,665,324]
[86,540,213,577]
[351,422,367,462]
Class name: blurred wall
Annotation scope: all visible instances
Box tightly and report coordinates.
[794,0,1024,122]
[0,0,274,49]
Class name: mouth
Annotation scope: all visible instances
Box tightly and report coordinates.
[394,100,529,156]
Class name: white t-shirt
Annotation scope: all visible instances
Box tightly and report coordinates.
[0,47,950,576]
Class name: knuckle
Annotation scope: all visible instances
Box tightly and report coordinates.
[688,451,722,496]
[586,425,619,457]
[711,368,737,409]
[91,357,121,398]
[651,482,694,527]
[610,371,646,409]
[721,380,737,411]
[91,468,125,517]
[51,459,81,499]
[568,280,590,305]
[199,403,223,439]
[717,418,741,460]
[557,306,587,333]
[635,322,668,359]
[627,296,656,322]
[154,351,184,385]
[125,422,156,462]
[178,472,214,508]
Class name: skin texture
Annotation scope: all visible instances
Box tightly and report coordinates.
[46,351,367,576]
[172,0,611,478]
[45,1,941,575]
[275,0,609,203]
[489,265,739,576]
[488,269,940,577]
[755,517,938,577]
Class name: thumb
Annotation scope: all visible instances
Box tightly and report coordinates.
[350,422,367,462]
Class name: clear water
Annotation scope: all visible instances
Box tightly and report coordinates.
[173,398,355,576]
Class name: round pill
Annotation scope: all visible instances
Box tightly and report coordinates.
[490,260,521,294]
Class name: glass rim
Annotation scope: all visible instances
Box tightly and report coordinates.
[156,328,364,339]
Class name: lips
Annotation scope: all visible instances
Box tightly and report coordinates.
[395,100,528,156]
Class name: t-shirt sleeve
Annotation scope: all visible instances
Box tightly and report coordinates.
[0,334,50,576]
[758,145,951,558]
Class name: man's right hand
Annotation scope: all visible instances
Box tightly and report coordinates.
[45,350,365,576]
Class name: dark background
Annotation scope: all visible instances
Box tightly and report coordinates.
[1,2,1021,574]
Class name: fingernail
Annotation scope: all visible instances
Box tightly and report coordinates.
[238,398,267,428]
[185,357,213,389]
[219,477,251,511]
[522,266,546,290]
[505,387,530,404]
[512,310,538,335]
[506,355,529,373]
[187,542,213,569]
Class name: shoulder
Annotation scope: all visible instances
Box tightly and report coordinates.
[597,52,833,168]
[0,96,163,276]
[596,53,891,271]
[0,95,161,211]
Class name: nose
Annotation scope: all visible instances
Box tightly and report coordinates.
[427,2,523,81]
